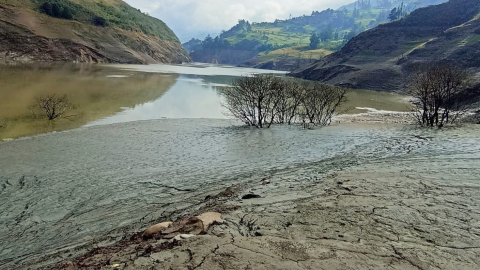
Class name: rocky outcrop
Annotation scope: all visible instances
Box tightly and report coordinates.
[0,5,190,64]
[0,26,109,63]
[143,212,223,240]
[291,0,480,92]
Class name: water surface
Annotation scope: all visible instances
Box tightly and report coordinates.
[0,63,410,139]
[1,120,479,269]
[0,62,425,269]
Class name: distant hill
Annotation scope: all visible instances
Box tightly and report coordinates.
[184,0,446,70]
[339,0,445,11]
[0,0,190,63]
[291,0,480,92]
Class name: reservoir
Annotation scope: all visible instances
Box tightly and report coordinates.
[2,63,477,269]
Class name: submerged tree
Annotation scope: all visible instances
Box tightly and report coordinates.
[32,94,74,120]
[219,74,283,128]
[406,63,473,128]
[301,82,348,126]
[220,75,348,128]
[273,78,305,125]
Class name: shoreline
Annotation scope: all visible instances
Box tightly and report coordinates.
[1,109,414,142]
[1,118,479,270]
[48,122,480,270]
[334,108,413,125]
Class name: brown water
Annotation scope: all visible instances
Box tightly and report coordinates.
[0,63,178,140]
[0,63,410,140]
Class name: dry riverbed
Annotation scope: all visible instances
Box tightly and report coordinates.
[55,127,480,270]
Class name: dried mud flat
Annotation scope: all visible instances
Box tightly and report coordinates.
[56,128,480,270]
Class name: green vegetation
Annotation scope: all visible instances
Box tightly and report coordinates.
[261,46,332,59]
[309,33,320,49]
[25,0,178,41]
[187,0,448,64]
[463,34,480,46]
[190,3,395,59]
[226,25,312,49]
[40,2,73,19]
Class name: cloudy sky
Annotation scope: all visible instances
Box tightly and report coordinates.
[123,0,355,42]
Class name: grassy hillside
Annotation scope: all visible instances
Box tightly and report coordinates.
[2,0,178,41]
[0,0,190,63]
[238,46,334,71]
[291,0,480,92]
[185,0,447,69]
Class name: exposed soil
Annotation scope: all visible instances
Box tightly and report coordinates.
[51,123,480,270]
[0,5,190,64]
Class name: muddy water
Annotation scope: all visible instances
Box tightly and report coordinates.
[1,120,480,269]
[0,63,181,140]
[0,63,439,269]
[0,63,410,140]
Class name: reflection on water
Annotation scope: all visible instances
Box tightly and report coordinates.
[108,63,288,77]
[87,75,228,126]
[0,63,178,140]
[0,62,411,139]
[89,63,289,126]
[0,63,287,140]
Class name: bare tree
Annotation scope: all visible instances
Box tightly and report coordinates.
[407,63,473,127]
[273,78,305,125]
[301,82,348,126]
[219,74,283,128]
[220,75,348,128]
[32,94,74,120]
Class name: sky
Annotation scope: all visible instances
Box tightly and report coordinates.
[123,0,355,42]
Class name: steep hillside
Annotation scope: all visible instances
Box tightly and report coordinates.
[0,0,190,64]
[291,0,480,92]
[185,0,446,69]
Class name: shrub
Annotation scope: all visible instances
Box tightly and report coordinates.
[219,74,282,128]
[92,16,107,27]
[40,1,73,20]
[300,82,348,126]
[219,75,347,128]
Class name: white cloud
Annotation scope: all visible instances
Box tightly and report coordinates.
[125,1,161,13]
[123,0,355,42]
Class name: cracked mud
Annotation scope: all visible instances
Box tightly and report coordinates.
[2,120,479,269]
[55,125,480,270]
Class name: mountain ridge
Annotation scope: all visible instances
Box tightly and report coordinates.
[184,0,446,70]
[290,0,480,92]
